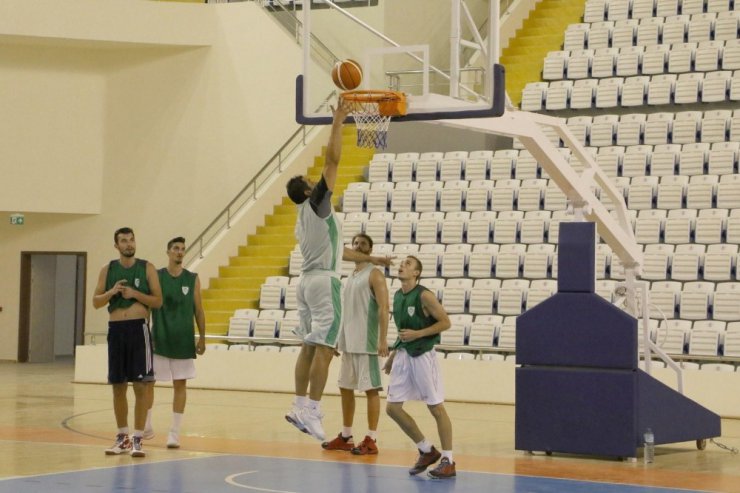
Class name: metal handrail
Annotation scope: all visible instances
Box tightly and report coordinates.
[183,117,328,267]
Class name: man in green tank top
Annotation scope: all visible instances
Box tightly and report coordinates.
[93,227,162,458]
[146,237,206,449]
[384,255,457,479]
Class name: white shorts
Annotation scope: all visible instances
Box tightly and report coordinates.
[386,349,445,406]
[153,354,196,381]
[338,352,383,392]
[296,274,342,348]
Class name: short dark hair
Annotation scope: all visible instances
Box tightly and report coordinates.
[167,236,186,250]
[407,255,423,280]
[114,227,134,244]
[286,175,310,204]
[352,233,374,250]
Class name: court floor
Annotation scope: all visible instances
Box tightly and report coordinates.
[1,360,740,493]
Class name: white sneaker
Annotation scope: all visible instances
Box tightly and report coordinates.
[166,431,180,449]
[130,436,146,458]
[143,427,155,440]
[301,407,325,441]
[285,407,309,434]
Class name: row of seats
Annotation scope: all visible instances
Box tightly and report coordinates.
[230,305,740,359]
[564,13,740,51]
[523,70,740,110]
[264,268,740,318]
[342,176,740,214]
[327,207,740,247]
[517,111,740,148]
[560,112,739,148]
[370,142,740,182]
[583,0,736,23]
[544,42,740,80]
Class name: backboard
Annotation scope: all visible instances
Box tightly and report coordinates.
[294,0,505,125]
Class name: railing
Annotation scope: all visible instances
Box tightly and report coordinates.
[183,119,330,267]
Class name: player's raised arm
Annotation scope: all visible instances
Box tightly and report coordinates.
[322,101,352,192]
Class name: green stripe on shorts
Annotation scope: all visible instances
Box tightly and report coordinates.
[325,277,342,345]
[369,354,382,389]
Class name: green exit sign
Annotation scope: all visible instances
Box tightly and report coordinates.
[10,213,24,225]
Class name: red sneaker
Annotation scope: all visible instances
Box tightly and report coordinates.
[351,435,378,455]
[104,433,132,455]
[408,446,441,475]
[321,433,354,451]
[428,457,456,479]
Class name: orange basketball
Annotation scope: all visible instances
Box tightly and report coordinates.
[331,59,363,91]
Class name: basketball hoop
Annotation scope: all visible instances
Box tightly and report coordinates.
[341,90,407,149]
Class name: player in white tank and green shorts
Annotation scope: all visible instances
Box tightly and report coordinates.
[321,233,389,455]
[283,102,392,442]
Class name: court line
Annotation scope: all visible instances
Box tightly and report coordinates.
[224,470,296,493]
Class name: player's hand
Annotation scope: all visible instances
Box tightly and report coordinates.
[378,340,389,358]
[196,336,206,356]
[330,100,352,121]
[398,329,420,343]
[110,280,127,296]
[383,352,395,375]
[121,285,137,300]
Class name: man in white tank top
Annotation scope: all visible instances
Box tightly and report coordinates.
[284,103,392,442]
[321,233,389,455]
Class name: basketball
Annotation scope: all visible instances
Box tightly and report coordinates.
[331,59,363,91]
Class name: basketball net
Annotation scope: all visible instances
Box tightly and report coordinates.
[341,90,407,150]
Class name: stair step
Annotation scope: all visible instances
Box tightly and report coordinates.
[238,244,294,257]
[265,214,296,226]
[203,299,258,312]
[202,288,260,299]
[206,323,229,337]
[209,277,265,289]
[219,265,288,278]
[229,255,286,267]
[256,225,294,236]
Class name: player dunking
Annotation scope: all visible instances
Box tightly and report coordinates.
[284,102,392,441]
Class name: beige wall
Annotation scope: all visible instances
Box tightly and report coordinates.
[0,0,306,360]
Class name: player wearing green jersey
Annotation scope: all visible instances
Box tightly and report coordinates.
[147,237,206,449]
[93,227,163,458]
[384,255,457,479]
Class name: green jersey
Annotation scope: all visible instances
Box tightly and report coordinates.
[151,268,198,359]
[392,284,439,357]
[105,259,151,313]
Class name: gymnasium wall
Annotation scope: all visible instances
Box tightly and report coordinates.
[0,0,309,361]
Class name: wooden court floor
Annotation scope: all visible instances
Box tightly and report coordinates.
[1,359,740,492]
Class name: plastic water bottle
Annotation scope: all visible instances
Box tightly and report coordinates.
[644,428,655,464]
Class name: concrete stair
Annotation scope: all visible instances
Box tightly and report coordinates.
[201,126,371,336]
[502,0,587,107]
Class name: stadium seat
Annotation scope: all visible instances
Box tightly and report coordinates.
[694,207,726,243]
[702,110,732,144]
[497,280,530,316]
[389,211,418,244]
[467,211,496,244]
[468,314,501,347]
[391,160,414,182]
[679,281,714,320]
[686,175,718,210]
[259,276,288,309]
[390,180,418,213]
[650,281,682,318]
[703,243,737,281]
[492,210,523,244]
[468,244,497,279]
[415,211,444,244]
[713,282,740,321]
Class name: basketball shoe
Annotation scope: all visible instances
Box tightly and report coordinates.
[130,436,146,458]
[301,407,325,441]
[166,431,180,449]
[104,433,132,455]
[408,446,441,475]
[351,436,378,455]
[428,457,456,479]
[321,433,354,451]
[285,407,309,434]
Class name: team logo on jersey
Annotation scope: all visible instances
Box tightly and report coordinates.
[407,307,415,316]
[182,286,189,295]
[134,278,140,288]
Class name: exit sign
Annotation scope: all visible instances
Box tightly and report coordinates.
[10,213,24,225]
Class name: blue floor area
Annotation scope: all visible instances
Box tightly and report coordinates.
[0,455,709,493]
